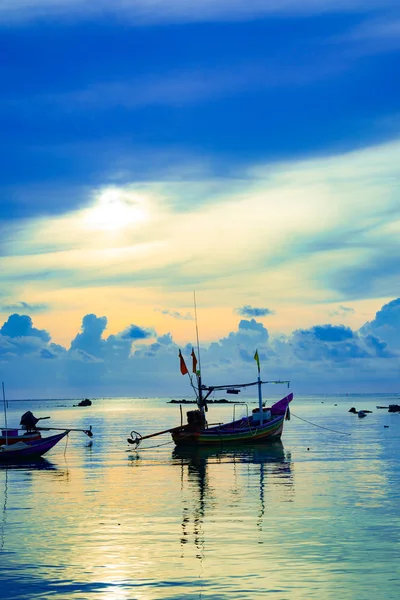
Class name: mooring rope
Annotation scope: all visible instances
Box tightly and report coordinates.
[291,413,351,436]
[126,438,176,451]
[63,432,70,455]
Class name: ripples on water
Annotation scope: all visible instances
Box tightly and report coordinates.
[0,395,399,599]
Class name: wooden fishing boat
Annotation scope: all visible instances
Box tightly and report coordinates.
[0,410,93,446]
[128,346,293,449]
[171,393,292,447]
[0,431,69,462]
[0,429,69,463]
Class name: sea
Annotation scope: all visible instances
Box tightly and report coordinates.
[0,393,399,600]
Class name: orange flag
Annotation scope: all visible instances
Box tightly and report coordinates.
[178,350,188,375]
[191,348,198,374]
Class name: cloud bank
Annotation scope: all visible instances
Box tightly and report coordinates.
[0,298,399,399]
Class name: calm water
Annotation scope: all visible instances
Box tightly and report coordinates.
[0,394,399,599]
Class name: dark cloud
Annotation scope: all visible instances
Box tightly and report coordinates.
[289,321,394,363]
[0,314,50,341]
[120,324,155,340]
[311,324,354,342]
[236,305,275,317]
[290,328,366,362]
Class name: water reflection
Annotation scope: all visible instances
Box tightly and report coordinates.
[0,458,58,471]
[172,443,294,559]
[0,461,70,553]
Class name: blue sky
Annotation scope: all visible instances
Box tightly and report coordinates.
[0,1,399,397]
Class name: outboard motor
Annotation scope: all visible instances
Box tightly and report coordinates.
[20,411,41,431]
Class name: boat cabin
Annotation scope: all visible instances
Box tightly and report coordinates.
[251,407,272,424]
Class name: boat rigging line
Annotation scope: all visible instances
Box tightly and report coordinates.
[291,413,351,436]
[193,291,202,377]
[203,380,290,391]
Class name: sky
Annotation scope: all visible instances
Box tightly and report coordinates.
[0,0,399,398]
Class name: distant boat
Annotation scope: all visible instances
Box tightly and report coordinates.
[74,398,92,407]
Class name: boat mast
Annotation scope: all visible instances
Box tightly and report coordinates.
[193,291,206,422]
[254,351,263,425]
[2,382,8,445]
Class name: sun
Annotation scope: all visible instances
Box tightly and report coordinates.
[85,188,147,231]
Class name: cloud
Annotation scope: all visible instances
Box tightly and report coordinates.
[338,15,400,55]
[360,298,400,348]
[120,324,155,340]
[290,324,390,362]
[40,348,57,359]
[0,301,48,313]
[311,324,354,342]
[1,300,400,397]
[2,137,399,309]
[45,59,348,113]
[0,1,396,26]
[0,314,50,342]
[329,305,355,317]
[70,314,108,358]
[157,309,193,321]
[157,333,173,345]
[236,305,275,318]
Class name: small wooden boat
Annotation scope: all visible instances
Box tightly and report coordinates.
[128,346,292,448]
[0,431,69,462]
[1,409,93,446]
[0,384,93,462]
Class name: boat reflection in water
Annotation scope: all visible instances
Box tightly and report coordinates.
[172,442,294,559]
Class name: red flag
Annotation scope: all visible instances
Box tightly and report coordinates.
[178,350,188,375]
[191,348,198,374]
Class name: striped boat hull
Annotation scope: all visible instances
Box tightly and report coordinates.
[172,393,292,447]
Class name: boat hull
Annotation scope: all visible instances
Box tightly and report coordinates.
[172,393,292,447]
[0,431,41,446]
[0,431,68,462]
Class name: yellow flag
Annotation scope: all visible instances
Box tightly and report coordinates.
[254,350,260,372]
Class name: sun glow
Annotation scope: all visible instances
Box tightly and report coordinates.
[85,188,148,231]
